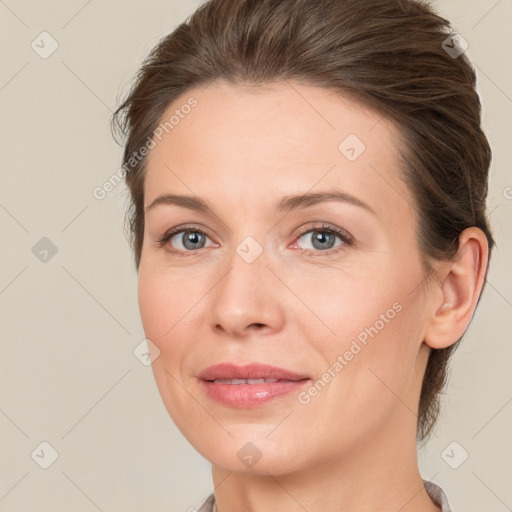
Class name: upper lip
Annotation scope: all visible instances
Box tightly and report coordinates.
[198,363,310,381]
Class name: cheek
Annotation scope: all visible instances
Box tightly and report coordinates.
[137,269,190,409]
[299,298,422,446]
[137,264,207,370]
[137,267,186,351]
[297,269,396,345]
[301,265,424,392]
[138,258,191,324]
[137,270,166,339]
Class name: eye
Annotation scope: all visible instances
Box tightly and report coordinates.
[292,223,353,256]
[156,222,354,257]
[156,224,216,256]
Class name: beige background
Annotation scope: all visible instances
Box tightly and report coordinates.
[1,0,511,510]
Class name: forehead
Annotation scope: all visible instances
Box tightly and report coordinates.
[143,80,413,219]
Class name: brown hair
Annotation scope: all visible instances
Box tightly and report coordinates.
[111,0,495,443]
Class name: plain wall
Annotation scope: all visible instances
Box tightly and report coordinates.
[1,0,511,510]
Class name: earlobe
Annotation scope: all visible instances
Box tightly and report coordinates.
[424,227,489,350]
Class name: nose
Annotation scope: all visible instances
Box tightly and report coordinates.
[207,247,285,339]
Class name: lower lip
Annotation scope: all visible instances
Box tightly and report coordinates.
[200,379,311,408]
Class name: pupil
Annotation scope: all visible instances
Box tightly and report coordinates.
[313,231,334,250]
[184,232,204,249]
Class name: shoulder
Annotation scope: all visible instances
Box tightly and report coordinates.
[197,483,453,512]
[196,492,216,512]
[423,479,454,512]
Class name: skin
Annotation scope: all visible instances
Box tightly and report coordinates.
[137,80,488,512]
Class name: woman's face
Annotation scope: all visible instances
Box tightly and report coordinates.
[138,80,437,474]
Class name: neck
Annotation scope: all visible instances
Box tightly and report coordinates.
[210,417,440,512]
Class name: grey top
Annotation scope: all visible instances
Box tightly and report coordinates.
[197,479,453,512]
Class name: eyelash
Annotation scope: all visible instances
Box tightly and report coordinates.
[156,222,354,257]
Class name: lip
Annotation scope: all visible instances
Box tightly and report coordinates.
[198,363,311,408]
[198,363,310,381]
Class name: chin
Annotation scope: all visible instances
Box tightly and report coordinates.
[192,434,309,476]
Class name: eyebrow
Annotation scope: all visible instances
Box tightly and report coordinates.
[145,191,377,216]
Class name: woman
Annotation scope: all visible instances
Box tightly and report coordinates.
[111,0,494,510]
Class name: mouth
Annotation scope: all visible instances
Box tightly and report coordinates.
[198,362,310,382]
[207,378,300,384]
[198,363,311,408]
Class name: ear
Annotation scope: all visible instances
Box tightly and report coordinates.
[424,227,489,349]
